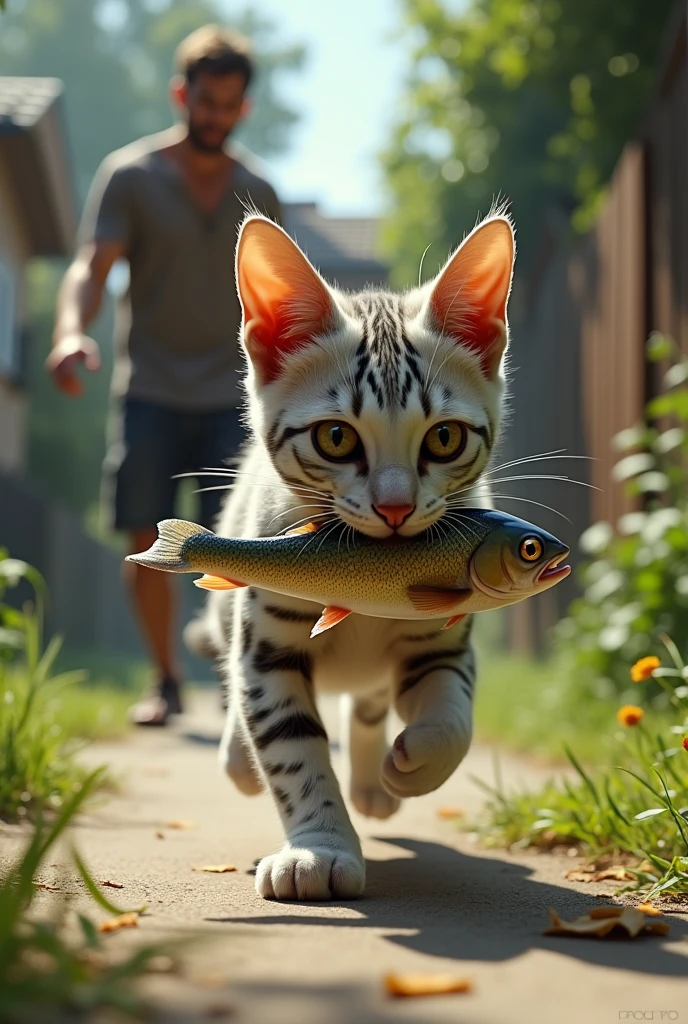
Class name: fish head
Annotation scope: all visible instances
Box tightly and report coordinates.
[468,514,570,601]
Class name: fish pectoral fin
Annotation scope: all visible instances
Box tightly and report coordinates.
[193,575,247,591]
[407,585,472,615]
[284,521,320,536]
[310,606,352,638]
[442,614,467,630]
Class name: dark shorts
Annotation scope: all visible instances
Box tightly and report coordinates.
[103,398,245,532]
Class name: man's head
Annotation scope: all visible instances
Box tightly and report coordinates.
[172,24,254,153]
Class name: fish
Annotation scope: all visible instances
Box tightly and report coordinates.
[126,511,570,638]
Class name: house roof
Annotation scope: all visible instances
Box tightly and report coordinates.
[0,77,76,257]
[282,202,388,284]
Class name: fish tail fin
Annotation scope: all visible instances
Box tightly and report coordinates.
[125,519,213,572]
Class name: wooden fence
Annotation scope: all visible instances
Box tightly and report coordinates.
[504,3,688,654]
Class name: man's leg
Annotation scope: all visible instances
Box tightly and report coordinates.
[104,398,183,725]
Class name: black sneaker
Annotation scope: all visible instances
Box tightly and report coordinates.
[129,677,183,727]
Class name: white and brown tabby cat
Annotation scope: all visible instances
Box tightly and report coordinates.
[190,210,515,901]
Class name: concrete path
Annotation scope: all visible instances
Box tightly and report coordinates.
[13,692,688,1022]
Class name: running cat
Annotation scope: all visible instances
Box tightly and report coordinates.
[190,210,515,900]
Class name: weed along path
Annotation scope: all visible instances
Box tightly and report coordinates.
[9,692,688,1023]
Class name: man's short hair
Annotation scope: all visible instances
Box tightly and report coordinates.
[175,24,254,89]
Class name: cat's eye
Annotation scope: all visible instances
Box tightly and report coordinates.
[313,421,361,461]
[519,536,543,562]
[422,421,467,462]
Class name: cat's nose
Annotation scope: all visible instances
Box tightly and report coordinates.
[373,504,415,528]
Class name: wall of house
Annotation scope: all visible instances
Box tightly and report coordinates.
[0,157,29,473]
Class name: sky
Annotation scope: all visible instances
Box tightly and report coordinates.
[223,0,411,217]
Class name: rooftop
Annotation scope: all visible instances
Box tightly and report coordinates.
[282,201,387,276]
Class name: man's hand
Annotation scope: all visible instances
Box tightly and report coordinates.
[46,333,101,396]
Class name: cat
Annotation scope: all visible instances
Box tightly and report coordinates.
[188,209,516,901]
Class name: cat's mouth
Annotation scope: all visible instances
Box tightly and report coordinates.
[537,553,571,584]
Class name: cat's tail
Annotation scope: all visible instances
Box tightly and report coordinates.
[125,519,212,571]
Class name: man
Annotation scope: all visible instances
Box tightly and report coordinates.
[47,24,281,725]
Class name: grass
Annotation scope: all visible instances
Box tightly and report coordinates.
[0,768,169,1022]
[0,554,175,1020]
[472,636,688,901]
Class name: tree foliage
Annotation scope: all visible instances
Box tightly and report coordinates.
[382,0,675,286]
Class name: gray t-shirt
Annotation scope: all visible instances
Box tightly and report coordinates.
[79,133,282,410]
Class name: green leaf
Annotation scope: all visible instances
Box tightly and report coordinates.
[72,848,147,917]
[634,807,669,820]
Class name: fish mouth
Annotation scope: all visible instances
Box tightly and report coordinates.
[537,553,571,585]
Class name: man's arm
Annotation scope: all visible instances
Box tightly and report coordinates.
[47,240,125,396]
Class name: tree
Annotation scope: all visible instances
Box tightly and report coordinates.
[0,0,305,522]
[382,0,675,286]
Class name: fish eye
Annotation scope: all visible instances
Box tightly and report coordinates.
[519,536,544,562]
[422,421,467,462]
[312,420,361,461]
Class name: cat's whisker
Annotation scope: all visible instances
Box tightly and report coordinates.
[267,502,334,527]
[441,511,482,542]
[201,467,331,500]
[275,512,338,537]
[450,494,572,523]
[484,473,600,491]
[178,469,328,498]
[486,451,594,475]
[315,519,346,557]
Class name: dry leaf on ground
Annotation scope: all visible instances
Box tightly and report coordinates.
[97,912,139,933]
[544,905,670,939]
[166,820,196,830]
[100,880,124,889]
[155,831,165,839]
[35,882,62,892]
[565,865,636,883]
[385,973,472,997]
[436,807,464,820]
[638,902,663,917]
[194,864,237,873]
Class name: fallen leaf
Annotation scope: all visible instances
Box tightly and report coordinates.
[436,807,464,820]
[100,880,124,889]
[564,866,636,883]
[97,912,139,933]
[205,1005,233,1020]
[637,902,662,917]
[35,882,62,892]
[205,1004,233,1019]
[385,973,472,997]
[155,832,165,840]
[588,905,624,919]
[194,865,237,874]
[544,906,669,939]
[593,866,636,882]
[166,820,195,830]
[191,972,229,989]
[564,870,596,883]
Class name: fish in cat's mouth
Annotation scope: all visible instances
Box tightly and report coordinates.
[537,553,570,584]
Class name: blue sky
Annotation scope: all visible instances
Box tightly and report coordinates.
[227,0,410,216]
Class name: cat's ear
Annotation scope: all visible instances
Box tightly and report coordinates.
[425,216,515,379]
[236,216,336,384]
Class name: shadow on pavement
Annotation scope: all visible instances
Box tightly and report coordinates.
[212,836,688,978]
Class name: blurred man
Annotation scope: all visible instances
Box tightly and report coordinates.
[47,25,281,725]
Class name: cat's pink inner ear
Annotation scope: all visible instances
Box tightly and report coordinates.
[236,217,334,383]
[428,217,515,378]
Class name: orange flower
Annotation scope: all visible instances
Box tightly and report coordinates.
[617,705,645,727]
[682,737,688,753]
[630,656,661,682]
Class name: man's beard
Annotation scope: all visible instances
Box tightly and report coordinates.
[187,120,231,153]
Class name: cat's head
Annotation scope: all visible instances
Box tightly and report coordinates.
[235,212,515,539]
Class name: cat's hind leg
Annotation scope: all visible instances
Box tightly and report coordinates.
[341,691,401,820]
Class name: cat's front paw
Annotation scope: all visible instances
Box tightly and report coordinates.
[381,722,471,798]
[255,843,365,901]
[350,782,401,819]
